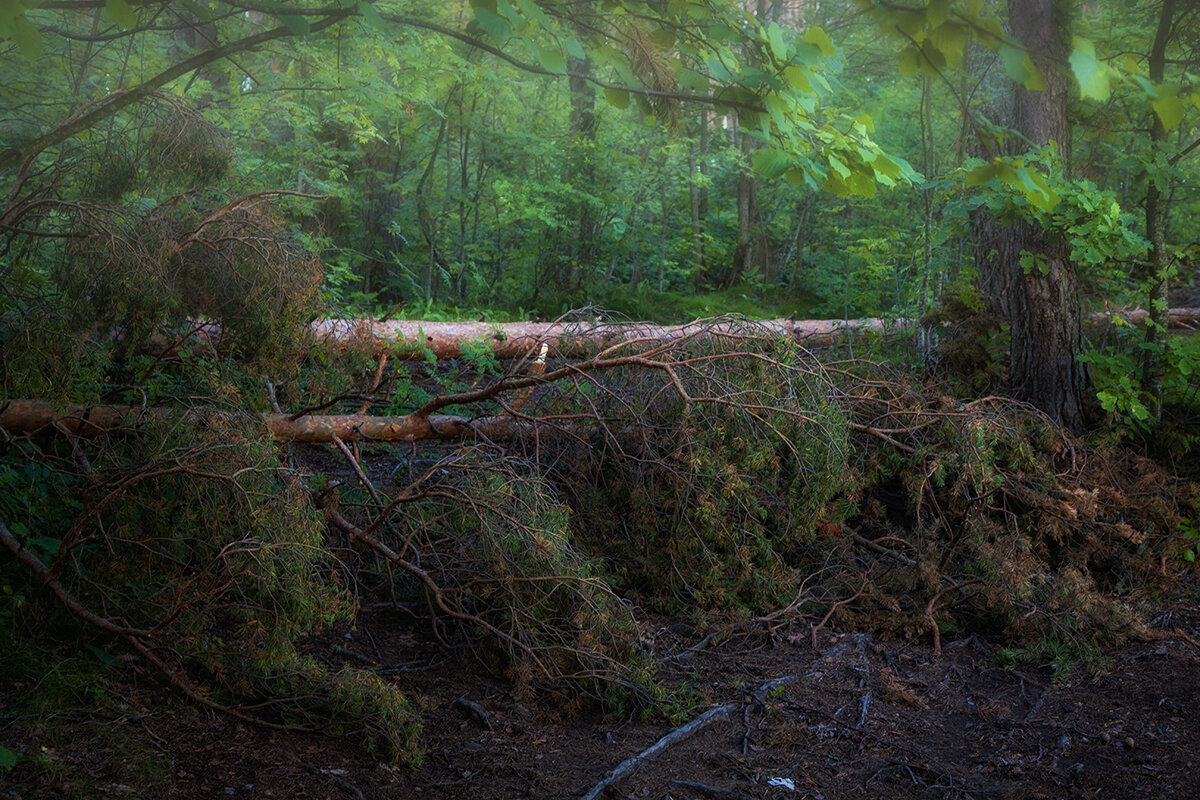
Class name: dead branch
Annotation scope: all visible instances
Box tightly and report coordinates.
[156,306,1200,363]
[926,579,984,654]
[850,530,918,567]
[0,399,530,444]
[578,676,797,800]
[803,578,869,650]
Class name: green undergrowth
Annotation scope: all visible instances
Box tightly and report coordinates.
[347,283,821,326]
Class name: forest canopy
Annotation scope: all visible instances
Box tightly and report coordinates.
[1,0,1197,427]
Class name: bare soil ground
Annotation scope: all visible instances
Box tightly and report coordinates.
[5,596,1199,800]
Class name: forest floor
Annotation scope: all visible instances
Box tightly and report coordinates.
[5,593,1199,800]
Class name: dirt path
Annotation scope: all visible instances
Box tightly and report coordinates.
[8,599,1198,800]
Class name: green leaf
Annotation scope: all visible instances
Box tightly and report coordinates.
[473,8,512,40]
[179,0,213,23]
[29,535,61,556]
[11,14,40,60]
[534,44,566,73]
[802,26,835,58]
[784,167,808,186]
[927,0,952,27]
[871,154,902,179]
[1015,166,1060,211]
[86,644,121,667]
[1152,90,1183,131]
[827,153,850,179]
[766,21,787,62]
[648,27,676,49]
[750,148,792,179]
[357,1,388,33]
[783,65,811,93]
[929,22,966,68]
[0,745,15,771]
[1069,37,1109,101]
[1000,44,1044,91]
[898,45,920,77]
[602,87,630,109]
[105,0,137,29]
[277,14,311,35]
[677,68,709,92]
[965,162,1000,187]
[854,113,874,132]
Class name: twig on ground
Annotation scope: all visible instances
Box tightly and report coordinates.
[578,677,797,800]
[281,750,366,800]
[1023,689,1049,724]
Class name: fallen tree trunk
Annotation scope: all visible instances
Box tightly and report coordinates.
[0,399,529,444]
[1084,307,1200,330]
[173,308,1200,362]
[181,316,913,360]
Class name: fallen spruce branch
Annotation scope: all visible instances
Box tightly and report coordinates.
[0,520,306,734]
[578,676,797,800]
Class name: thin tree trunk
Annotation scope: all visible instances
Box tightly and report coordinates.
[1141,0,1176,423]
[688,132,704,273]
[565,0,598,292]
[417,90,456,303]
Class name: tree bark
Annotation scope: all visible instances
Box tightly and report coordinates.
[1006,0,1090,430]
[270,316,917,358]
[967,0,1092,428]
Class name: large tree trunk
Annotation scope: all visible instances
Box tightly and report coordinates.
[971,0,1089,429]
[727,121,760,289]
[1007,0,1089,430]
